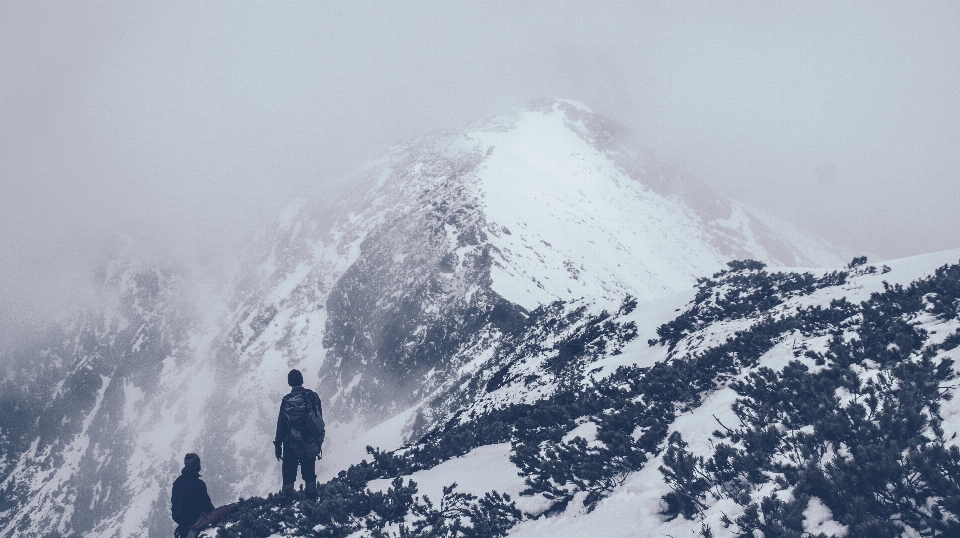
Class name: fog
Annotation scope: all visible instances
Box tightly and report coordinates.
[2,1,959,348]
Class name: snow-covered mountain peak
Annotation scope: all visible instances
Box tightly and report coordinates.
[1,100,860,538]
[376,98,849,309]
[252,99,855,424]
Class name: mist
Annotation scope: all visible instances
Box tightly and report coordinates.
[3,1,959,350]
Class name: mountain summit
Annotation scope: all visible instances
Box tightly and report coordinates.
[339,98,847,310]
[313,97,851,421]
[0,99,851,537]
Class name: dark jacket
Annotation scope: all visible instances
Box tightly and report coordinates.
[171,469,215,527]
[275,386,323,456]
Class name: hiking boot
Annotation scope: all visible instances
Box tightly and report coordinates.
[280,482,295,496]
[305,481,317,501]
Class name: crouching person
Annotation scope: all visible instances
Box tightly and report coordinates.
[171,453,238,538]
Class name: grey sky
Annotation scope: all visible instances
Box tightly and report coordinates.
[2,1,959,346]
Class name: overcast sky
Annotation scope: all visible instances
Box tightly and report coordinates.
[2,1,959,345]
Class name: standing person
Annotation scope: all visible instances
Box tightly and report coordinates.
[170,453,237,538]
[274,368,325,500]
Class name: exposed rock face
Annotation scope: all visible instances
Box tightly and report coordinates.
[0,99,851,537]
[0,261,192,537]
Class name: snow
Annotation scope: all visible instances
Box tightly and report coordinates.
[121,379,145,427]
[7,98,952,537]
[932,345,960,446]
[367,443,549,515]
[470,101,849,312]
[304,247,960,536]
[505,248,960,538]
[670,387,741,459]
[318,407,419,483]
[803,496,848,537]
[458,346,496,376]
[757,336,804,372]
[561,421,601,447]
[474,107,718,309]
[508,453,723,538]
[1,374,113,537]
[734,202,853,268]
[265,262,313,304]
[587,288,696,381]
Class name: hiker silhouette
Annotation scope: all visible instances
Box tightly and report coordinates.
[274,369,325,500]
[170,453,237,538]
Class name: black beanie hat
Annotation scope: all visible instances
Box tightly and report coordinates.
[288,369,303,387]
[183,453,201,474]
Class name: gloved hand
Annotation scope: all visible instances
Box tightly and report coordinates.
[274,441,282,461]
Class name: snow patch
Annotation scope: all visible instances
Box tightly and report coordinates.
[367,443,548,515]
[803,496,848,537]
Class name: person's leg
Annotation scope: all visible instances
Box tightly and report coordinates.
[185,513,206,532]
[212,502,238,520]
[301,453,317,500]
[281,447,299,493]
[189,503,239,529]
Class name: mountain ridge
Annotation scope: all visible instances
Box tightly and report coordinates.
[210,248,960,538]
[0,98,855,537]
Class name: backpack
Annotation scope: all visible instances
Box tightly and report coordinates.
[283,389,325,447]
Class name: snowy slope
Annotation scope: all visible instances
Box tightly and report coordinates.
[471,100,847,310]
[313,98,851,437]
[0,98,853,538]
[306,249,960,538]
[510,249,960,538]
